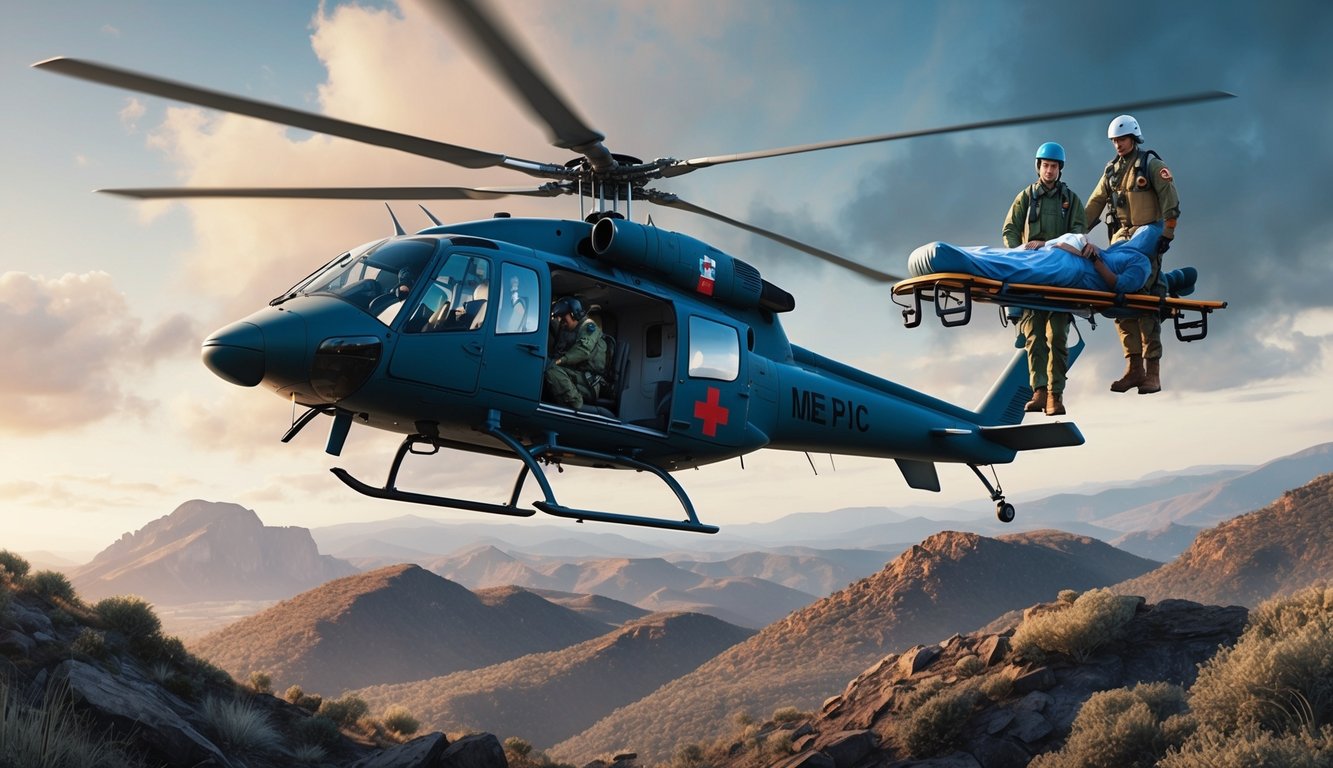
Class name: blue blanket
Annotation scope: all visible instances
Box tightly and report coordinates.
[908,222,1160,294]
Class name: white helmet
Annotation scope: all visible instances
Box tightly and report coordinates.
[1107,114,1142,140]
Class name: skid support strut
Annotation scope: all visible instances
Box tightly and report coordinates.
[969,463,1016,523]
[332,410,718,534]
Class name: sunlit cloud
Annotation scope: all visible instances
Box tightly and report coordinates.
[0,272,203,434]
[119,97,145,132]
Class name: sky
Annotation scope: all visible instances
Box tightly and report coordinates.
[2,0,1331,557]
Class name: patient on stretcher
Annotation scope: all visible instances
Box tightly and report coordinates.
[909,221,1161,294]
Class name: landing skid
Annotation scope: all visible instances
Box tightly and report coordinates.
[332,410,719,534]
[969,463,1016,523]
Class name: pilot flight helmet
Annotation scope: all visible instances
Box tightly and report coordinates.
[1035,141,1066,171]
[1107,114,1143,142]
[551,296,585,322]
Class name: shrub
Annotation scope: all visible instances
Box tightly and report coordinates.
[29,570,79,604]
[1158,722,1332,768]
[202,696,281,756]
[1057,589,1079,604]
[247,671,272,695]
[291,742,328,765]
[1185,586,1333,737]
[954,654,986,677]
[771,705,806,723]
[1011,588,1139,661]
[94,596,162,640]
[381,704,420,736]
[293,715,343,749]
[1028,683,1190,768]
[898,683,982,758]
[979,667,1020,701]
[71,628,109,660]
[319,694,370,726]
[505,736,534,758]
[669,743,708,768]
[0,550,30,582]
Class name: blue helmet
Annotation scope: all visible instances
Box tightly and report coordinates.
[1035,141,1066,169]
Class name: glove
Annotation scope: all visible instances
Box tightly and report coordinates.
[1157,237,1172,255]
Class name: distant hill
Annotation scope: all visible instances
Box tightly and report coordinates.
[355,611,754,748]
[426,553,815,629]
[69,500,357,604]
[550,529,1157,763]
[1114,472,1333,606]
[1097,442,1333,531]
[520,588,650,626]
[189,564,609,694]
[1111,522,1202,562]
[672,550,886,597]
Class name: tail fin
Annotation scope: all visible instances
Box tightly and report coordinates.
[974,328,1086,426]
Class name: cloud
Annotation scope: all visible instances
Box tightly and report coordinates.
[0,272,203,434]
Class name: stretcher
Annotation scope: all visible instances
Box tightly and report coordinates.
[891,272,1228,342]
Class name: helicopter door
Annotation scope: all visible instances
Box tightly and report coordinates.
[387,251,491,394]
[673,315,748,447]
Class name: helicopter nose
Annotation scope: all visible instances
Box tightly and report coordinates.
[202,321,266,386]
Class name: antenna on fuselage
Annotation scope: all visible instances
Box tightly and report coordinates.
[385,203,405,236]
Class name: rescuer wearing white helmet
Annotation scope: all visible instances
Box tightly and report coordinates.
[1083,115,1180,395]
[1002,142,1087,417]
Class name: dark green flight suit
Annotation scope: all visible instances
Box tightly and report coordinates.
[1002,180,1087,395]
[545,317,607,409]
[1085,148,1180,361]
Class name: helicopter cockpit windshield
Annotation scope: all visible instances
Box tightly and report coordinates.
[293,238,437,323]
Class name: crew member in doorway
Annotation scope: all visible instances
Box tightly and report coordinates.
[545,296,608,410]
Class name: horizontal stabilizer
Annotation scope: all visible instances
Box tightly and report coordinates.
[980,421,1084,451]
[896,459,941,491]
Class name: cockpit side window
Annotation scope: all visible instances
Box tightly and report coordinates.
[687,316,740,381]
[403,252,492,333]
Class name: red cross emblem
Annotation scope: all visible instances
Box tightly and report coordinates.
[693,386,730,437]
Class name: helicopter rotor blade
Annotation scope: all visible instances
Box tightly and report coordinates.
[424,0,616,172]
[32,56,567,179]
[645,191,903,283]
[96,185,567,201]
[660,91,1236,178]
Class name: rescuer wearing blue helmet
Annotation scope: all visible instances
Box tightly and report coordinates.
[1002,141,1087,417]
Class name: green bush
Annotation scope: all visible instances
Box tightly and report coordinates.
[71,628,109,660]
[1028,683,1190,768]
[0,550,30,582]
[1011,588,1139,661]
[318,694,370,726]
[94,596,162,640]
[898,683,981,758]
[29,570,79,604]
[293,715,343,749]
[381,704,420,736]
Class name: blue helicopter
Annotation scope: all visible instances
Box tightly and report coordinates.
[35,0,1231,532]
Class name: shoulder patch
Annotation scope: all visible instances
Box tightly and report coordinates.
[1159,167,1173,181]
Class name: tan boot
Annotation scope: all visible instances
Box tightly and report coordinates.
[1024,387,1047,413]
[1139,358,1162,394]
[1110,354,1145,393]
[1045,391,1066,416]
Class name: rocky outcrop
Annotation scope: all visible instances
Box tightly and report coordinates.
[716,598,1247,768]
[70,499,357,604]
